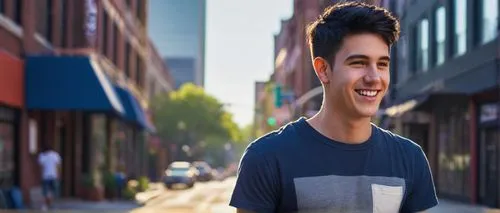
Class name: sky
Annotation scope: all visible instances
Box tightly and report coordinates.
[204,0,294,127]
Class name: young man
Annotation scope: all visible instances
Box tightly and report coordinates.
[38,144,61,210]
[230,2,438,213]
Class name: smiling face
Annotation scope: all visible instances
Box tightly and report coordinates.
[314,33,390,119]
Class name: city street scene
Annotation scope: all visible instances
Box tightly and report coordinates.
[1,0,500,212]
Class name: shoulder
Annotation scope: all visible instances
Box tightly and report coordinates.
[374,125,424,156]
[246,119,301,157]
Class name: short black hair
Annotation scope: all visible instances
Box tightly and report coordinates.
[306,1,400,63]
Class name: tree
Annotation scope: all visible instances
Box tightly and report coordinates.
[151,83,241,160]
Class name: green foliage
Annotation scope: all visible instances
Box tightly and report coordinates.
[122,185,137,200]
[102,171,116,190]
[151,83,242,152]
[137,176,150,192]
[81,173,95,187]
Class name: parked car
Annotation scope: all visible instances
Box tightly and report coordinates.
[192,161,213,182]
[163,161,198,189]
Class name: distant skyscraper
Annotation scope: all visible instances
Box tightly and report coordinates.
[148,0,206,88]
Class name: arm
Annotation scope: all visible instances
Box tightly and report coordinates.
[401,146,438,212]
[229,147,280,213]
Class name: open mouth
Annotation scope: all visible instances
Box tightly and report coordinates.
[355,89,380,97]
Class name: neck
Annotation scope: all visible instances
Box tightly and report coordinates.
[307,100,372,144]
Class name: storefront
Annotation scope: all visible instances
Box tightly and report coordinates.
[25,55,125,200]
[0,107,18,189]
[433,102,472,202]
[0,51,23,190]
[477,102,500,207]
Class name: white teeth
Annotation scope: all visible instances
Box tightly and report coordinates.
[357,90,378,97]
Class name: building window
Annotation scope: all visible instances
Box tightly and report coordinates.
[112,23,118,64]
[0,122,15,188]
[454,0,467,56]
[101,12,108,56]
[0,0,4,14]
[436,105,471,199]
[0,106,17,188]
[14,0,22,25]
[36,0,52,42]
[418,19,429,71]
[482,0,498,44]
[125,42,130,78]
[435,7,446,65]
[60,0,67,47]
[136,55,142,88]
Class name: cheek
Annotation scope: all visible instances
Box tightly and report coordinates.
[382,72,390,87]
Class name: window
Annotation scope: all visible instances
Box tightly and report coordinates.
[436,105,471,199]
[0,107,17,188]
[482,0,498,44]
[0,0,4,14]
[136,55,142,88]
[60,0,66,47]
[46,0,53,43]
[0,123,15,188]
[435,7,446,65]
[14,0,22,25]
[418,19,429,71]
[112,23,118,64]
[125,42,130,78]
[454,0,467,56]
[101,13,108,55]
[36,0,52,42]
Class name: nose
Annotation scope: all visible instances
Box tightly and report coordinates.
[363,64,381,83]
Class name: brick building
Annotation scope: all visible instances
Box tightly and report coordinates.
[0,0,173,205]
[380,0,500,208]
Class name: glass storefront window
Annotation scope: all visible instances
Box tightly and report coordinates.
[0,122,14,188]
[436,106,471,199]
[90,114,107,179]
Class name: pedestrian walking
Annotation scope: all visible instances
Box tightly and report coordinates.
[38,144,61,211]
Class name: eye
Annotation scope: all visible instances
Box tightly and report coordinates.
[350,61,366,67]
[377,62,389,68]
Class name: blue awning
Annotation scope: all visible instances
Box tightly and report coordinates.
[25,55,124,114]
[114,86,156,133]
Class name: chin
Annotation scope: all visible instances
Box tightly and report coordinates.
[354,106,380,118]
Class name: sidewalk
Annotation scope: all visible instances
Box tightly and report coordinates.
[134,183,165,205]
[53,199,139,211]
[429,199,500,213]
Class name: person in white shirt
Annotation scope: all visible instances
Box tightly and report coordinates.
[38,144,61,209]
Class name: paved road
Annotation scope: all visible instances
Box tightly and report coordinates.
[132,177,236,213]
[6,176,500,213]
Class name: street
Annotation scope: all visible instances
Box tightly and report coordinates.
[132,177,236,213]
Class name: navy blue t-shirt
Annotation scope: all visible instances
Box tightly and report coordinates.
[230,118,438,213]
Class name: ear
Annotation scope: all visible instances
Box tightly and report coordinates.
[313,57,330,84]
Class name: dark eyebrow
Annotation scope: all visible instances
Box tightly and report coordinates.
[345,54,391,62]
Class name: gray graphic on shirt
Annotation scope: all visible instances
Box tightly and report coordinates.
[294,175,406,213]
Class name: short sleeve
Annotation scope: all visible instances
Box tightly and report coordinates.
[55,153,62,164]
[229,147,280,213]
[401,147,439,212]
[38,154,43,165]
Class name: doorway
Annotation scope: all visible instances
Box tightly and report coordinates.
[478,127,500,207]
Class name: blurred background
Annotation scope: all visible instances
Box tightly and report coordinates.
[0,0,499,212]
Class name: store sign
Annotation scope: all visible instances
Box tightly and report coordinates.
[480,103,498,123]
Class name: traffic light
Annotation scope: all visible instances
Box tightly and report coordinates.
[274,84,282,108]
[267,117,277,126]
